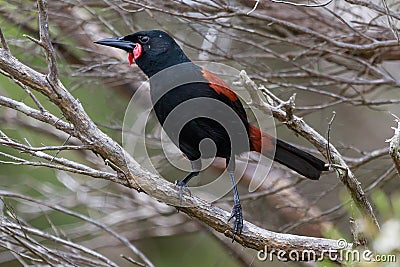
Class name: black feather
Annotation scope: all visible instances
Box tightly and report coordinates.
[274,139,328,180]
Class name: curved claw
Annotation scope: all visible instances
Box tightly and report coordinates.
[174,180,191,206]
[228,203,243,242]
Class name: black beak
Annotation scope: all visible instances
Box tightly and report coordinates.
[94,37,134,52]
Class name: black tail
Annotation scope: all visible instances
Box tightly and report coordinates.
[274,139,328,180]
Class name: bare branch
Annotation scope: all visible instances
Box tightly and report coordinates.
[0,150,114,180]
[0,96,73,135]
[0,218,119,267]
[387,118,400,176]
[246,0,259,15]
[13,78,46,113]
[0,191,155,267]
[240,70,380,232]
[345,147,388,168]
[344,0,400,21]
[37,0,59,83]
[0,28,9,52]
[270,0,334,8]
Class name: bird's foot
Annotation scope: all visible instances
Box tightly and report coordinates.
[174,180,191,206]
[228,203,243,242]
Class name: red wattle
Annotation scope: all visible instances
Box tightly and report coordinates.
[128,52,133,65]
[133,43,142,60]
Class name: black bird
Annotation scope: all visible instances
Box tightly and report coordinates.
[95,30,328,239]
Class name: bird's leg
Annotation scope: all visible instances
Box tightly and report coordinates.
[175,159,201,205]
[226,157,243,241]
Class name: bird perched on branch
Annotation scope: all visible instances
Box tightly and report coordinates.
[95,30,328,240]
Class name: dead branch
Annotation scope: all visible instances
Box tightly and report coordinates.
[240,70,380,232]
[387,118,400,176]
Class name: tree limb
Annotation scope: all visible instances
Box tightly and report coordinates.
[387,118,400,176]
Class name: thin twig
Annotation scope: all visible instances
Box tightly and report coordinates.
[37,0,59,83]
[246,0,259,15]
[0,191,155,267]
[271,0,334,7]
[326,111,336,169]
[0,28,10,52]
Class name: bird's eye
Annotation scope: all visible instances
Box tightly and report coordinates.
[139,36,149,44]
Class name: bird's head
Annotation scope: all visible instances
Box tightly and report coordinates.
[95,30,190,77]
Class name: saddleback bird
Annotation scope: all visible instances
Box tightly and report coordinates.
[95,30,328,240]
